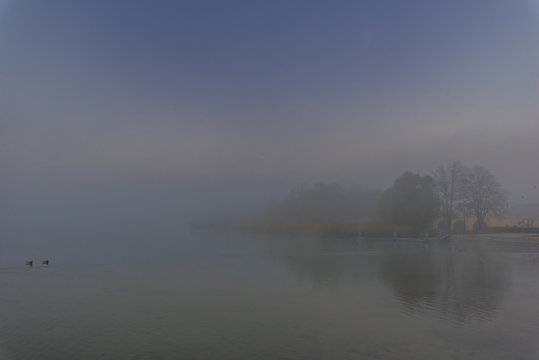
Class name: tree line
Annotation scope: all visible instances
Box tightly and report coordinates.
[264,183,381,224]
[381,162,508,232]
[267,162,508,233]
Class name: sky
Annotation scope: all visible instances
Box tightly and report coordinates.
[1,0,539,236]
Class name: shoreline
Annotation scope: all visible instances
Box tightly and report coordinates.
[191,221,539,241]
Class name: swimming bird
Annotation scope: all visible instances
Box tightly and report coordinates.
[26,260,33,267]
[42,260,49,266]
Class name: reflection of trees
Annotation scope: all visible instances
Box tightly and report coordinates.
[442,244,507,323]
[278,238,355,286]
[379,251,440,311]
[276,238,379,286]
[276,237,509,324]
[379,242,508,323]
[281,253,348,285]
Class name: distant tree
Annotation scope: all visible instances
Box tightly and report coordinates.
[433,161,465,232]
[379,171,439,230]
[266,183,380,224]
[458,165,508,230]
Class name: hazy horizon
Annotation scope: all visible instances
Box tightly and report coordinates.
[3,3,539,359]
[2,0,539,238]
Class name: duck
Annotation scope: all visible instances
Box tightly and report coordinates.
[42,260,49,266]
[25,260,33,267]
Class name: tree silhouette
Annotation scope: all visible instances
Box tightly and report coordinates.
[379,171,439,230]
[458,165,508,230]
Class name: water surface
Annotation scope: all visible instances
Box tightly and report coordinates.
[1,233,539,359]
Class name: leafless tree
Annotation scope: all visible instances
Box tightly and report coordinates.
[459,165,508,230]
[433,161,465,232]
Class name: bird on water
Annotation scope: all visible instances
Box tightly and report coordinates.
[25,260,33,267]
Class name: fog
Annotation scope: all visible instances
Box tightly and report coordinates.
[2,0,539,259]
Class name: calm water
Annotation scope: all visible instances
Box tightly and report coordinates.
[2,233,539,359]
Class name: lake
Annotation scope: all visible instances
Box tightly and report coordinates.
[1,233,539,359]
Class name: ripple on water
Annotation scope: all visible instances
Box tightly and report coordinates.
[1,237,539,360]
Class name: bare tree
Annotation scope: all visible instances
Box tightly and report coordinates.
[433,161,465,232]
[459,165,508,230]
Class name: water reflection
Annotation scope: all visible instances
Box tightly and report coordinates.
[380,242,508,323]
[278,238,358,286]
[1,234,539,360]
[379,249,440,311]
[278,238,510,324]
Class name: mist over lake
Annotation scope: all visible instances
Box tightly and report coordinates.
[2,0,539,359]
[2,232,539,359]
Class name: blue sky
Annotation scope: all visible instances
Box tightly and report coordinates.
[1,0,539,226]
